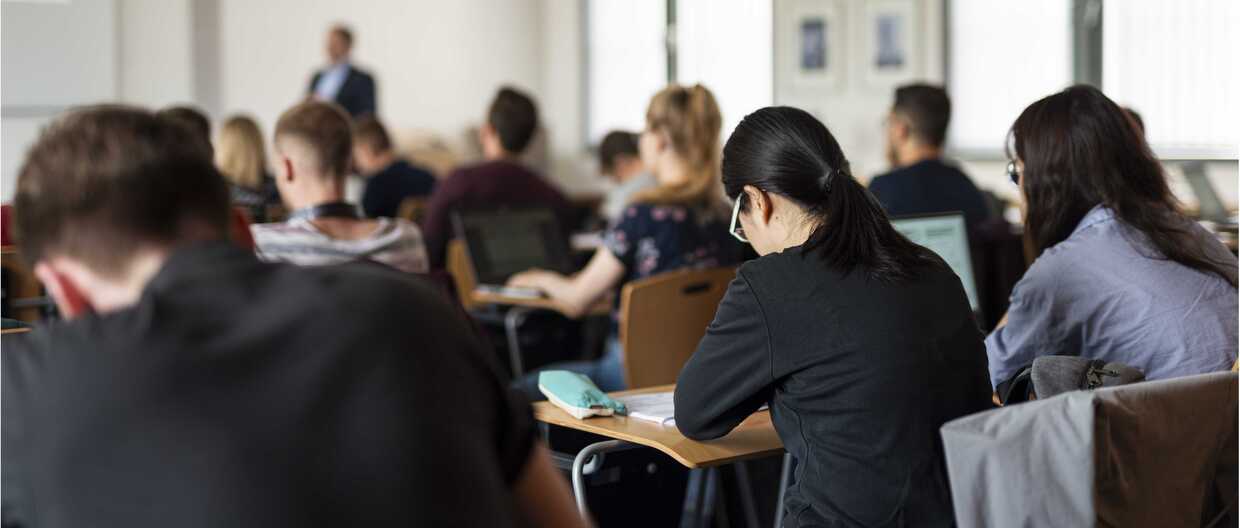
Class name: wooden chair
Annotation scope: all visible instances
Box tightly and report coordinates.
[618,267,737,389]
[396,197,428,224]
[445,239,480,311]
[1,246,47,323]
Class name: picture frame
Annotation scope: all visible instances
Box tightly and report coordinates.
[864,0,920,87]
[781,0,844,91]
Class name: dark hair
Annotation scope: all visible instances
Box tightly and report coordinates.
[892,84,951,147]
[724,106,935,281]
[1123,106,1145,136]
[15,105,229,276]
[352,115,393,153]
[157,105,211,150]
[275,101,353,178]
[1009,85,1235,286]
[597,130,639,173]
[487,86,539,154]
[330,25,354,48]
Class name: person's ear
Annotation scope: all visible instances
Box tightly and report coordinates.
[742,185,773,225]
[281,156,295,183]
[33,261,93,319]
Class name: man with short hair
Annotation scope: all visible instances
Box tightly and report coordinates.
[352,115,436,219]
[307,24,376,118]
[421,86,571,269]
[2,105,584,527]
[869,83,991,230]
[251,101,428,273]
[596,130,654,223]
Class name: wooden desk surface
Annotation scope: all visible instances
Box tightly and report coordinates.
[470,290,612,317]
[533,385,784,468]
[1,327,31,336]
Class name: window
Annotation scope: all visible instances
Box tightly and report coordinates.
[676,0,773,140]
[947,0,1073,154]
[1102,0,1239,159]
[585,0,667,144]
[586,0,773,146]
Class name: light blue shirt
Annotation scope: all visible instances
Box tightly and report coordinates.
[601,172,657,223]
[985,205,1238,387]
[313,62,350,102]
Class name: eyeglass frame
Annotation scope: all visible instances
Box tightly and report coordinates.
[729,193,748,243]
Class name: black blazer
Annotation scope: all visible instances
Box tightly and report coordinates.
[675,247,992,528]
[308,65,376,118]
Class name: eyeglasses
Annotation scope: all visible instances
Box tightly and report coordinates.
[729,194,748,243]
[1006,161,1021,186]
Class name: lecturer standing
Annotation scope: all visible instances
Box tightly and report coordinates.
[307,25,376,118]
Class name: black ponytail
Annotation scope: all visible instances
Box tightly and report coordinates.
[722,106,935,282]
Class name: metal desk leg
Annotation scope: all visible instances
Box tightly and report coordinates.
[734,462,761,528]
[774,453,793,528]
[571,439,628,517]
[504,306,535,377]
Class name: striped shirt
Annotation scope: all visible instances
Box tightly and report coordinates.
[251,217,429,274]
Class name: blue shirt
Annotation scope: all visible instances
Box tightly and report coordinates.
[985,206,1238,387]
[313,62,350,102]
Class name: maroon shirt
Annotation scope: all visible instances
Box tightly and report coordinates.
[422,159,571,269]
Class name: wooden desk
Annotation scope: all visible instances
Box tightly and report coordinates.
[535,385,784,524]
[470,289,611,317]
[1,327,31,336]
[534,385,781,469]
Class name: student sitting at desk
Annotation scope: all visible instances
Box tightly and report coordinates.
[986,86,1237,389]
[2,106,584,527]
[674,106,992,527]
[509,84,742,398]
[216,114,280,223]
[251,101,428,274]
[421,86,571,269]
[597,130,656,224]
[353,115,436,219]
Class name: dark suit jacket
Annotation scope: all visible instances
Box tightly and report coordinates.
[308,65,376,118]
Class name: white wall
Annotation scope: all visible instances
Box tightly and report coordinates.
[215,0,546,162]
[117,0,195,108]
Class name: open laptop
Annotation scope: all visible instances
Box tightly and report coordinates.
[1182,161,1238,227]
[890,212,980,313]
[453,208,574,298]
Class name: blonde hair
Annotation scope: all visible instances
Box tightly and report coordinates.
[632,84,723,206]
[215,115,267,189]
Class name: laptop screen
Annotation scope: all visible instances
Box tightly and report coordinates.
[891,212,979,312]
[454,209,573,285]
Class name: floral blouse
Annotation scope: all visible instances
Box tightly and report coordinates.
[603,202,743,286]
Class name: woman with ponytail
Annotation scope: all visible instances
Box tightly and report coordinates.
[509,84,742,397]
[675,106,991,527]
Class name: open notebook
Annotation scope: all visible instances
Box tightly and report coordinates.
[616,391,767,427]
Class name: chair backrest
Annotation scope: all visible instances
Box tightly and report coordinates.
[619,267,736,389]
[397,197,428,224]
[1,246,46,322]
[445,239,479,311]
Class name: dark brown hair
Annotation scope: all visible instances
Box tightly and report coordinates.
[597,130,639,173]
[275,101,353,179]
[1010,85,1235,286]
[156,105,212,152]
[892,83,951,147]
[15,105,229,276]
[352,115,393,153]
[487,86,539,154]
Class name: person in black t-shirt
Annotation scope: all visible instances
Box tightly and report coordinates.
[2,106,584,528]
[869,83,991,229]
[676,107,991,528]
[352,115,436,219]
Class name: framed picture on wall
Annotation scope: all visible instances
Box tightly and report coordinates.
[865,0,920,86]
[783,0,844,91]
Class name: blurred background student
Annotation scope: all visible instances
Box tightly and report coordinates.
[596,130,655,224]
[353,115,437,219]
[216,114,280,223]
